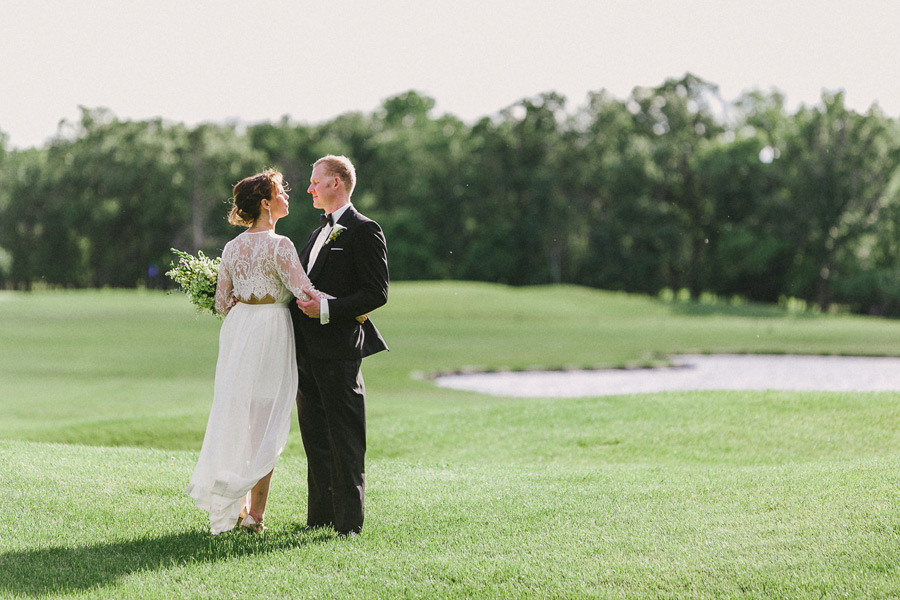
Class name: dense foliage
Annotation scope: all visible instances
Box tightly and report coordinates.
[2,74,900,314]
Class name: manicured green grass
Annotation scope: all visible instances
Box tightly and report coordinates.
[5,283,900,451]
[2,284,900,598]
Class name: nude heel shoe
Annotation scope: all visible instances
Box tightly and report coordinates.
[240,514,267,533]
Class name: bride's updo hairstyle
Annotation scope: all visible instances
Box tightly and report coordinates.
[228,169,288,227]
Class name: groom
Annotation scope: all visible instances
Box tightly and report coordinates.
[290,155,389,537]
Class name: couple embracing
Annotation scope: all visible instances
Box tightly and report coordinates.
[185,155,389,537]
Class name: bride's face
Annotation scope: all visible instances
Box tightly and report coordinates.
[267,182,290,220]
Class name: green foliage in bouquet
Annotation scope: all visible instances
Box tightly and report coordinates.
[166,248,222,318]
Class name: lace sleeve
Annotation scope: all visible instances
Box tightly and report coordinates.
[214,257,233,315]
[274,237,330,301]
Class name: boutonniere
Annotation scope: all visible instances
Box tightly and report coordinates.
[325,224,347,245]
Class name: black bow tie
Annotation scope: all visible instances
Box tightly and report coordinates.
[320,213,333,227]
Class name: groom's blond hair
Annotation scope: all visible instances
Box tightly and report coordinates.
[315,155,356,197]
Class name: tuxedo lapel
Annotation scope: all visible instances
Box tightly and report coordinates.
[308,240,329,280]
[309,208,355,280]
[305,225,332,277]
[299,227,321,268]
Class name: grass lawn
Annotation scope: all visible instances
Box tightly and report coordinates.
[1,283,899,598]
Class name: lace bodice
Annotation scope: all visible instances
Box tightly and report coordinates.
[214,230,321,315]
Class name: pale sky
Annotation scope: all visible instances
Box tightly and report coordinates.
[2,0,899,149]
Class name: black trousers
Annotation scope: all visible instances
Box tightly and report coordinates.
[296,351,366,534]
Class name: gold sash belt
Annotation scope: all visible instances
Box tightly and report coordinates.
[236,297,276,305]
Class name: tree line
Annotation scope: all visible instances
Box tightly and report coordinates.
[2,73,900,315]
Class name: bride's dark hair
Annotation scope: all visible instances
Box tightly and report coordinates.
[228,169,289,227]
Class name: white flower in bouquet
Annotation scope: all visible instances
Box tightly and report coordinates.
[166,248,222,318]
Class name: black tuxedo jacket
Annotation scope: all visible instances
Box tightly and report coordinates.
[289,206,389,360]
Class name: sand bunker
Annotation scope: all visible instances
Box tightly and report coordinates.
[434,354,900,398]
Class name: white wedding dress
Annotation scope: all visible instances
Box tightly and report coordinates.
[186,230,322,534]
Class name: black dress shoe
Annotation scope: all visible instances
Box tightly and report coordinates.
[336,530,359,539]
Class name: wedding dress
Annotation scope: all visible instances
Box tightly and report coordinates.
[186,230,322,534]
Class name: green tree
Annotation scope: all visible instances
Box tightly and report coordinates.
[460,92,572,285]
[572,90,670,293]
[363,91,470,280]
[45,109,188,286]
[0,130,10,284]
[780,92,900,309]
[183,123,267,256]
[10,109,264,288]
[4,80,900,318]
[0,147,60,289]
[695,89,795,302]
[625,74,724,296]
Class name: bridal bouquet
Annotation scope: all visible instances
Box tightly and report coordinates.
[166,248,221,317]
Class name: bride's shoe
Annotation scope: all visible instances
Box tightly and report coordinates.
[240,514,267,533]
[237,506,249,527]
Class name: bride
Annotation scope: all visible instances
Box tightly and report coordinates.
[186,168,323,534]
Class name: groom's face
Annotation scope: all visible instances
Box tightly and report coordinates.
[308,164,338,212]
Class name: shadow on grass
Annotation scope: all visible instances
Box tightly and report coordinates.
[0,524,333,597]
